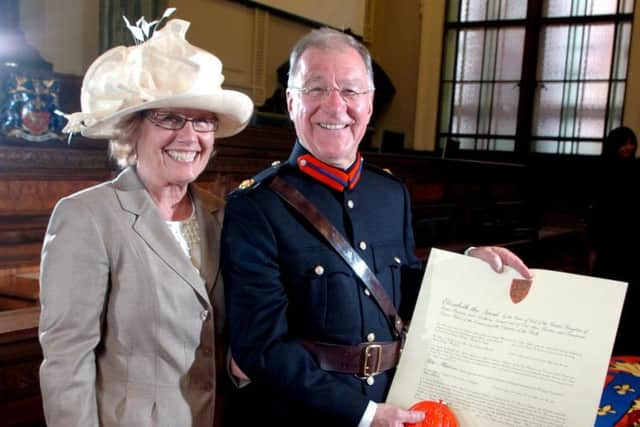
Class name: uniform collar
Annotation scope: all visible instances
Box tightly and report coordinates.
[288,141,363,192]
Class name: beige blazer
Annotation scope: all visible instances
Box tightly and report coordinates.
[39,167,226,427]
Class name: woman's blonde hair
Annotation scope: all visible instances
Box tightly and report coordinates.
[108,113,144,168]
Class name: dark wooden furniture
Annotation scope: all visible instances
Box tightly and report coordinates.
[0,271,42,427]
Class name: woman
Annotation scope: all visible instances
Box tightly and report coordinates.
[601,126,637,161]
[38,18,253,426]
[589,126,639,355]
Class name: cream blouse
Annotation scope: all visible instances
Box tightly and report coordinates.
[165,203,201,270]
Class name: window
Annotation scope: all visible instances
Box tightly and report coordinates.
[99,0,165,51]
[438,0,634,156]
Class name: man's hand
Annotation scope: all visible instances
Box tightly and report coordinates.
[230,357,250,381]
[371,403,425,427]
[466,246,533,279]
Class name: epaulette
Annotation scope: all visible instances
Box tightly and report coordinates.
[227,160,288,198]
[363,161,403,183]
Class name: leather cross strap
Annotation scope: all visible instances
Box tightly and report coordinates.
[269,176,404,338]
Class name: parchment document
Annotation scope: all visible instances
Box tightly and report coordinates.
[387,249,627,427]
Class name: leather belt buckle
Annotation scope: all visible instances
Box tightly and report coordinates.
[361,344,382,377]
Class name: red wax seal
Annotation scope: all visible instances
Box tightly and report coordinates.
[405,400,458,427]
[510,278,532,304]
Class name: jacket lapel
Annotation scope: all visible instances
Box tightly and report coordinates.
[113,167,209,302]
[192,184,224,294]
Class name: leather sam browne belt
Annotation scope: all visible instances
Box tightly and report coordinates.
[269,176,406,377]
[300,340,403,377]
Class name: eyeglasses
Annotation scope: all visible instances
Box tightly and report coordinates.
[289,86,371,103]
[144,111,219,132]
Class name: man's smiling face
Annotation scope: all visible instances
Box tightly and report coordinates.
[286,46,374,169]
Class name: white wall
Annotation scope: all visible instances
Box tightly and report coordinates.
[20,0,99,76]
[251,0,365,35]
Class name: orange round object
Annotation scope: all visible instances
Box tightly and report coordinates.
[405,400,458,427]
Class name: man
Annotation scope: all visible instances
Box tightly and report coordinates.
[221,28,531,426]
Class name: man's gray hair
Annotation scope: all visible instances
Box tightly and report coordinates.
[287,28,375,90]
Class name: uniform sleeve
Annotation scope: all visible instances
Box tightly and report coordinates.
[39,197,110,427]
[222,194,369,425]
[399,183,425,321]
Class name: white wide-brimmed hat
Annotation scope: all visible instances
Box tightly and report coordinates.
[64,19,254,139]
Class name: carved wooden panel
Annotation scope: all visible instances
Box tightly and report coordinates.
[0,140,112,172]
[0,180,99,215]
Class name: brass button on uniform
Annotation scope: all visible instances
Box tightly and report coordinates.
[366,376,375,385]
[394,256,402,265]
[359,241,367,250]
[347,200,355,209]
[271,160,281,167]
[314,265,325,276]
[237,178,254,190]
[366,333,376,342]
[299,159,307,166]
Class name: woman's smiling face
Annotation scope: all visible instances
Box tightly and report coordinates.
[135,108,217,188]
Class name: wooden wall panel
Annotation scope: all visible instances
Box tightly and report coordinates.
[0,180,99,215]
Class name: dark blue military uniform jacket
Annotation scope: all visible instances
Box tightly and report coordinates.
[222,142,423,426]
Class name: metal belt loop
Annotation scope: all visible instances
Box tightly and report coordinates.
[362,344,382,377]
